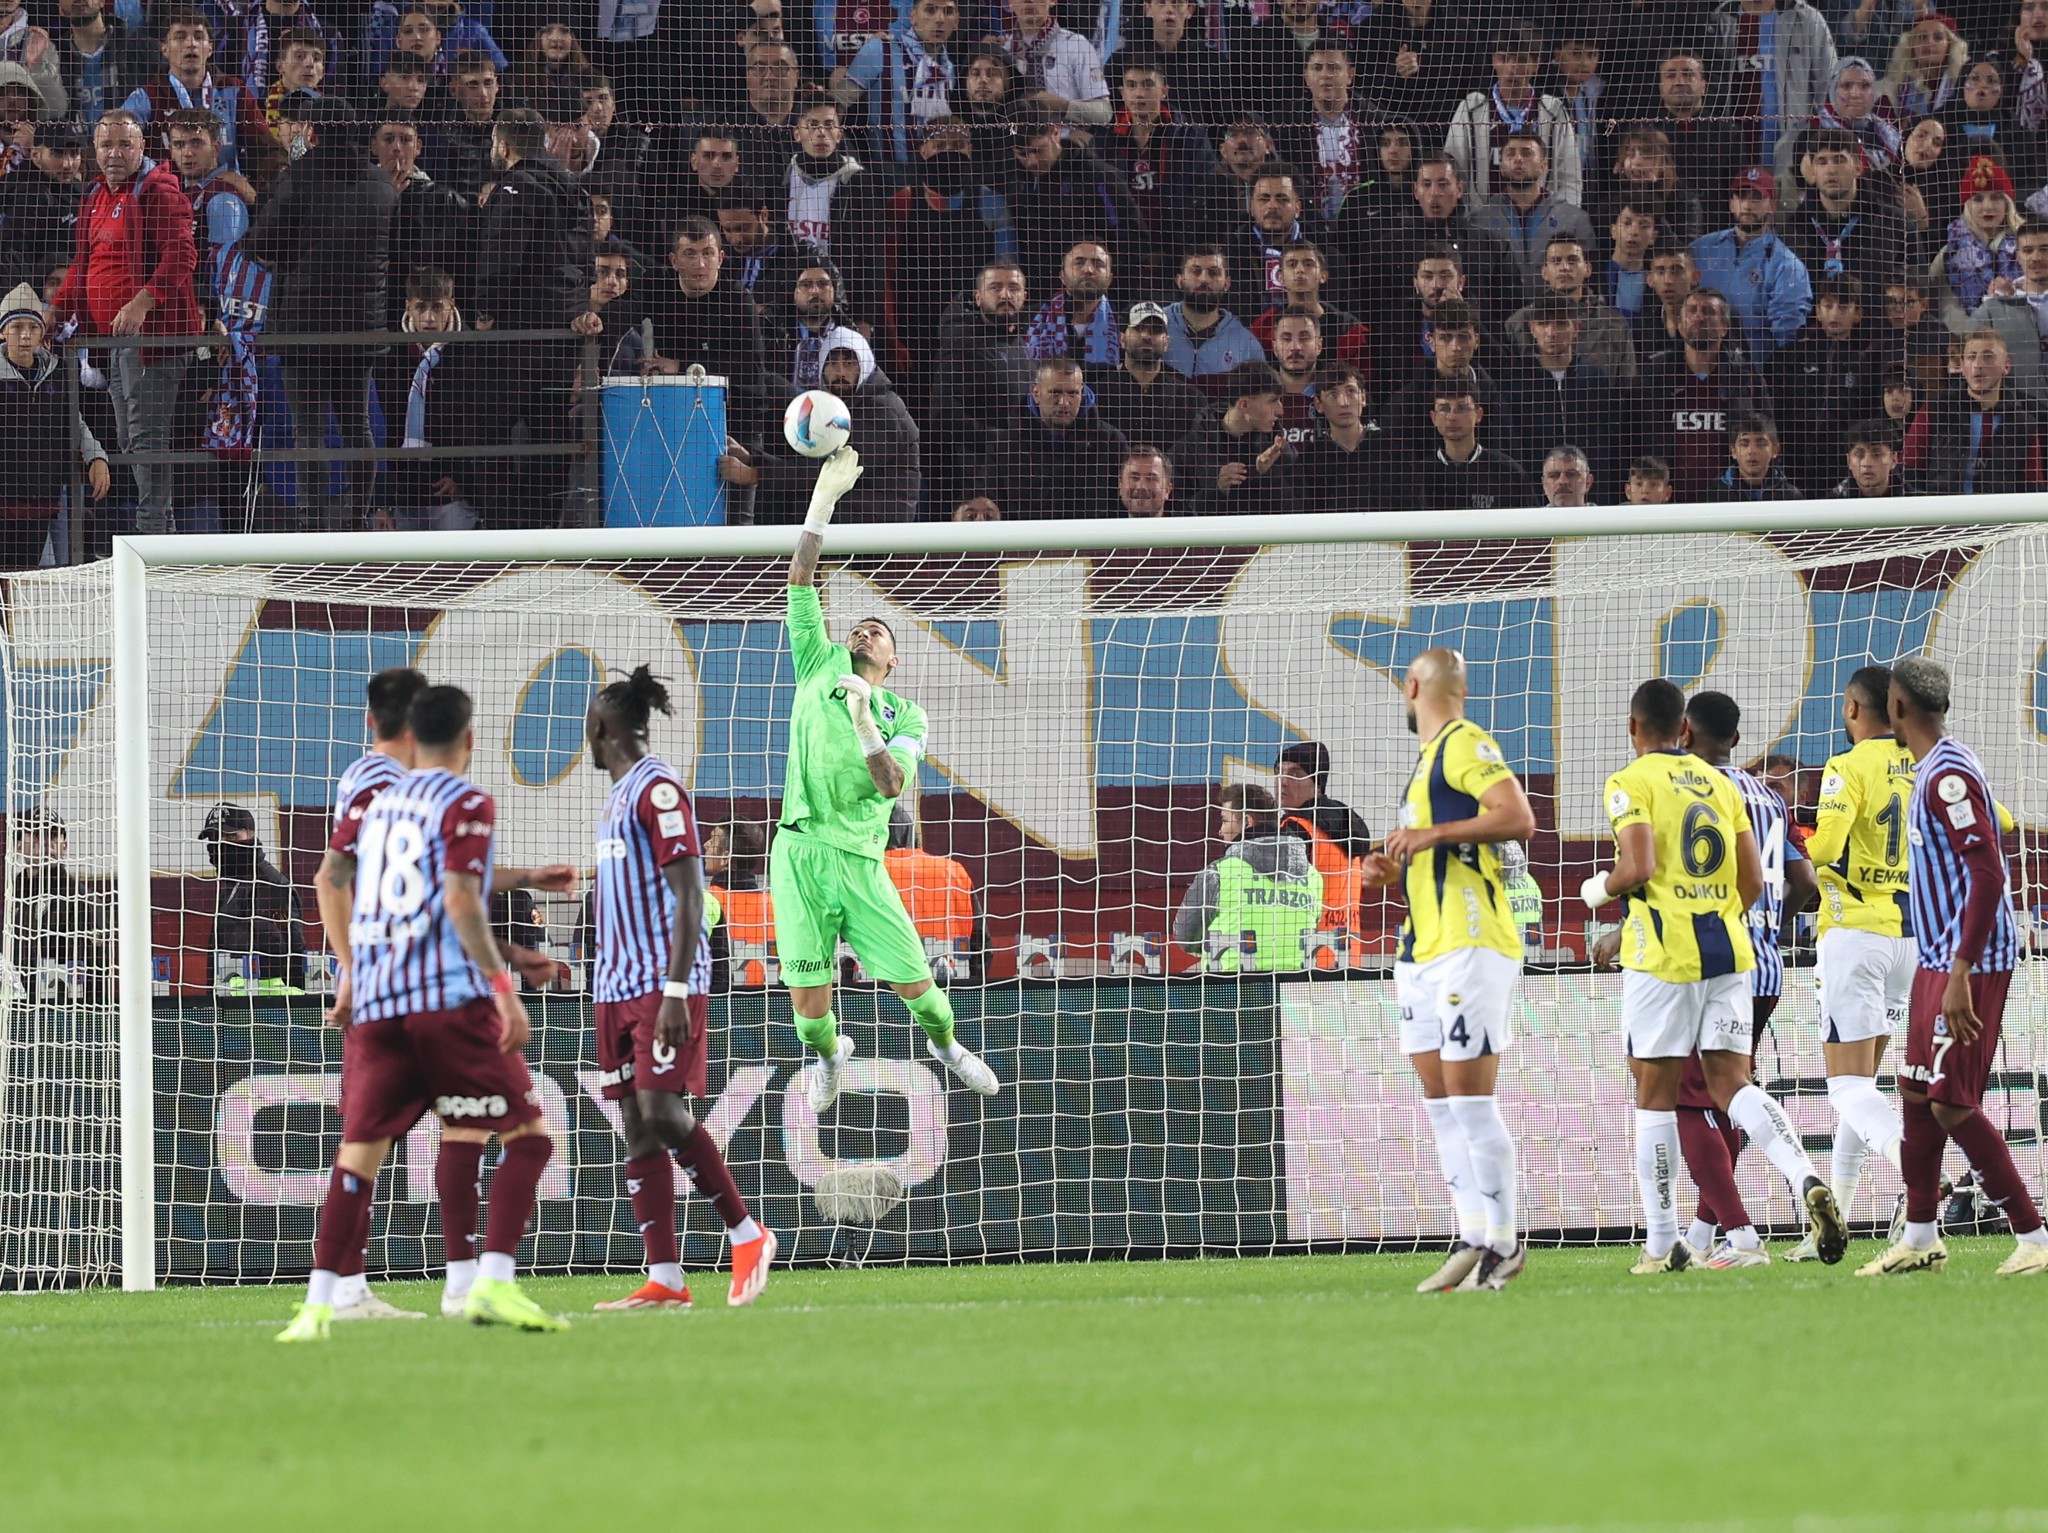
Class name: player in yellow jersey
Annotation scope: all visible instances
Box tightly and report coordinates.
[1582,679,1846,1271]
[1793,664,1914,1256]
[1363,649,1538,1293]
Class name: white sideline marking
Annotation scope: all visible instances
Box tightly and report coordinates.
[1485,1515,2048,1533]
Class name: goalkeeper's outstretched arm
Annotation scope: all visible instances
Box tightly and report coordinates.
[789,446,864,588]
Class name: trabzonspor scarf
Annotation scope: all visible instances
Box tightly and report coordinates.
[1025,292,1120,364]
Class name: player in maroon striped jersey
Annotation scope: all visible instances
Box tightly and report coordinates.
[586,667,776,1310]
[1859,659,2048,1278]
[315,667,577,1320]
[282,685,569,1340]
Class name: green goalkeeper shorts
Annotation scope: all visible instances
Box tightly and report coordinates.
[769,828,931,988]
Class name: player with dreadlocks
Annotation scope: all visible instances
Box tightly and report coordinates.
[586,665,776,1309]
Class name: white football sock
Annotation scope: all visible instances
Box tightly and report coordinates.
[1829,1108,1869,1216]
[1447,1095,1518,1254]
[444,1257,477,1296]
[1905,1219,1938,1251]
[1686,1218,1717,1253]
[933,1038,968,1065]
[1726,1225,1761,1251]
[1726,1084,1818,1193]
[479,1251,516,1284]
[307,1269,338,1307]
[2018,1228,2048,1247]
[730,1216,763,1245]
[332,1272,368,1308]
[1423,1097,1486,1246]
[1834,1075,1904,1171]
[1634,1108,1681,1257]
[650,1261,684,1291]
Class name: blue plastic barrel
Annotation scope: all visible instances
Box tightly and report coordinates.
[601,373,727,526]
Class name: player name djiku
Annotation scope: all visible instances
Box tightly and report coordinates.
[1670,881,1732,899]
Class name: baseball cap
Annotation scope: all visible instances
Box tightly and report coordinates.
[1127,301,1168,328]
[1731,166,1776,199]
[0,63,39,97]
[36,121,82,152]
[198,803,258,842]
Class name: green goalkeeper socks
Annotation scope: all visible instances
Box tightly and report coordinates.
[795,1009,839,1056]
[796,992,953,1053]
[904,985,956,1050]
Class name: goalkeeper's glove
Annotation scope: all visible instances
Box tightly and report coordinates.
[804,446,865,534]
[1578,871,1614,911]
[838,671,884,753]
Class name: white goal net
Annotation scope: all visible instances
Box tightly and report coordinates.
[4,508,2046,1288]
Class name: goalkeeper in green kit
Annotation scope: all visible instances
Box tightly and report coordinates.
[775,447,1001,1113]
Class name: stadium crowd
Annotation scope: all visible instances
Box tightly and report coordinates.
[4,0,2048,558]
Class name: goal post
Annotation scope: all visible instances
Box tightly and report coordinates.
[9,494,2048,1291]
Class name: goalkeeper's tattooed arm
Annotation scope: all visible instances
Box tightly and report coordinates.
[790,446,865,587]
[837,670,905,797]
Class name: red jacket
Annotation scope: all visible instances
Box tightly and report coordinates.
[54,160,202,350]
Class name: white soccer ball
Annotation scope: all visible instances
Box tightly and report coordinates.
[783,389,852,458]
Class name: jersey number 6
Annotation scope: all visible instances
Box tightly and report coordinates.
[1681,801,1725,878]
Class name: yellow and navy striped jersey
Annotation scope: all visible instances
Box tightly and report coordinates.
[1806,735,1915,938]
[1602,749,1756,983]
[1398,720,1522,965]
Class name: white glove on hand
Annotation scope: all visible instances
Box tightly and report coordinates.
[838,671,883,753]
[804,446,864,533]
[1578,871,1614,911]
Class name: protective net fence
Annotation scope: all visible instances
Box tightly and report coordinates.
[3,520,2046,1285]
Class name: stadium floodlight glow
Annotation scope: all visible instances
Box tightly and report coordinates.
[5,494,2047,1292]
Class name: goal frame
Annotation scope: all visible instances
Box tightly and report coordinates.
[106,492,2048,1290]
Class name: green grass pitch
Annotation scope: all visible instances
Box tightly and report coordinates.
[5,1242,2046,1533]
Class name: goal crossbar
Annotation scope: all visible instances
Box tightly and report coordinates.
[114,492,2048,568]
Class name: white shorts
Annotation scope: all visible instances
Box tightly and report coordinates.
[1816,927,1915,1045]
[1623,969,1752,1059]
[1396,946,1520,1062]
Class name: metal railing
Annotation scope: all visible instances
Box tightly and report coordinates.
[62,327,603,562]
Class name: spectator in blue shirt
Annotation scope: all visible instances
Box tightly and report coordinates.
[1689,166,1814,351]
[1163,243,1266,400]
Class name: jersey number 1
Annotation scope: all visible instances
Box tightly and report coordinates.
[1876,794,1905,867]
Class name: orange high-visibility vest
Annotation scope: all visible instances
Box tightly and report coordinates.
[884,848,976,940]
[710,885,776,946]
[1281,813,1362,931]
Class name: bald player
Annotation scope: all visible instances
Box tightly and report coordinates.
[1364,649,1539,1292]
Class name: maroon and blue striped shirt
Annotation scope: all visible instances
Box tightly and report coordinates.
[349,767,497,1022]
[328,749,407,857]
[592,754,708,1003]
[1908,736,2019,974]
